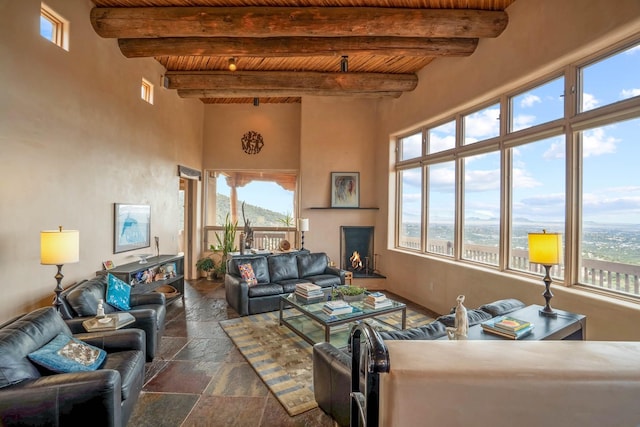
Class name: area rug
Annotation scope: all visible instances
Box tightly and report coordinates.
[219,308,435,416]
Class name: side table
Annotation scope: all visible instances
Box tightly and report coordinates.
[82,312,136,332]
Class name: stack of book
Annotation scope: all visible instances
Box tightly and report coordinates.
[295,283,324,304]
[481,315,535,339]
[322,300,353,316]
[364,292,393,309]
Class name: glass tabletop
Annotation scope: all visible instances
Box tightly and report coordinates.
[282,293,406,326]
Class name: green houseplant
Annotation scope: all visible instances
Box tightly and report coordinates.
[332,285,367,301]
[212,213,237,275]
[195,257,216,280]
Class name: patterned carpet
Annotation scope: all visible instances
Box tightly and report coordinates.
[220,308,435,416]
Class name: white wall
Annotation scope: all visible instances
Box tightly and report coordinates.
[375,0,640,340]
[0,0,204,321]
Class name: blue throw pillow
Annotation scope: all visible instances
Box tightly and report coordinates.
[28,333,107,373]
[106,273,131,310]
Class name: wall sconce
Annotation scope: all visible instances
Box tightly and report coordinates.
[253,97,259,107]
[528,229,563,317]
[41,226,80,313]
[228,57,237,71]
[340,55,348,72]
[299,218,309,250]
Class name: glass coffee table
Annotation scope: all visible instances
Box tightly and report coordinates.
[279,293,407,347]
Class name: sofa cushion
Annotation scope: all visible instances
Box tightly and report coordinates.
[437,308,492,328]
[28,333,106,373]
[297,252,328,278]
[378,321,447,341]
[247,283,284,298]
[238,263,258,286]
[67,276,114,317]
[478,298,526,317]
[268,253,299,282]
[106,274,132,310]
[232,257,270,284]
[306,274,342,288]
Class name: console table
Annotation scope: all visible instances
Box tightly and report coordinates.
[104,254,185,304]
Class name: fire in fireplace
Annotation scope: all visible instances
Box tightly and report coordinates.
[340,226,384,278]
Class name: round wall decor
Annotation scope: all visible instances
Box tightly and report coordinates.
[241,130,264,154]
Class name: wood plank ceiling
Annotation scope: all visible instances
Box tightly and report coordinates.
[90,0,515,104]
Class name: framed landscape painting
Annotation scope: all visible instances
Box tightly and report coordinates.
[114,203,151,253]
[331,172,360,208]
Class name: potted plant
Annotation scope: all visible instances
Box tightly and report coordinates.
[212,213,237,275]
[332,285,367,302]
[196,257,216,280]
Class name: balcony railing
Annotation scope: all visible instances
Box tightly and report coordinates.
[204,227,294,252]
[400,236,640,296]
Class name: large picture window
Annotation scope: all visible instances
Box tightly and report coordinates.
[393,37,640,299]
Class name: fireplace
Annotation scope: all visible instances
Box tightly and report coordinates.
[340,226,384,278]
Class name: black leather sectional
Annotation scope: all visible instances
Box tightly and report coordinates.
[313,298,526,426]
[225,251,345,316]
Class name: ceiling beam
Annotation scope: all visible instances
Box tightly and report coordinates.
[179,89,403,99]
[118,36,478,58]
[165,70,418,95]
[91,7,508,39]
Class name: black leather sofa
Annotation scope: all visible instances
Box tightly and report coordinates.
[225,251,345,316]
[312,298,526,426]
[58,274,166,361]
[0,307,146,427]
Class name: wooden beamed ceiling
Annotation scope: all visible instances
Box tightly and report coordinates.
[90,1,515,104]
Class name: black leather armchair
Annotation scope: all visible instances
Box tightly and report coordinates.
[59,275,165,361]
[0,307,146,427]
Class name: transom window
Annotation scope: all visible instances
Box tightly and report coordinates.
[141,78,153,104]
[40,3,68,51]
[393,38,640,299]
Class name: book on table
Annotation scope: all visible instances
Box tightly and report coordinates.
[366,291,387,301]
[323,300,353,316]
[481,317,535,339]
[364,299,393,309]
[491,316,531,332]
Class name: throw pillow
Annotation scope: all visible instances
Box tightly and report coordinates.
[238,263,258,286]
[106,273,131,310]
[28,333,107,373]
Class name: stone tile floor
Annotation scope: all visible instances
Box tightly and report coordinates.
[128,278,437,426]
[128,278,336,427]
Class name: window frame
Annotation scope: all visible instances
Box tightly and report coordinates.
[40,3,69,51]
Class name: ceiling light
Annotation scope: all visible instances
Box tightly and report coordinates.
[228,57,237,71]
[340,55,348,73]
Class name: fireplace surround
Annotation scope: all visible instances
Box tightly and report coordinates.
[340,226,384,278]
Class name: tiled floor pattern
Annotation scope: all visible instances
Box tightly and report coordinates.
[128,279,436,426]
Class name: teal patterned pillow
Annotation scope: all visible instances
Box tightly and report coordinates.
[106,273,131,310]
[28,333,106,373]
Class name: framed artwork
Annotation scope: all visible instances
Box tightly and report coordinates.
[114,203,151,253]
[331,172,360,208]
[103,260,115,270]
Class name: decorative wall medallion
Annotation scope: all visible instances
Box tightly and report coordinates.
[241,130,264,154]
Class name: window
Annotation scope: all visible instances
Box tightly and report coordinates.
[40,3,68,51]
[426,161,455,256]
[141,79,154,104]
[510,135,566,278]
[204,170,298,251]
[579,118,640,295]
[510,77,565,132]
[398,132,422,161]
[462,151,501,266]
[463,103,500,145]
[398,167,422,250]
[393,36,640,299]
[580,41,640,113]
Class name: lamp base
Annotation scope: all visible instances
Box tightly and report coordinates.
[539,307,557,318]
[539,264,557,318]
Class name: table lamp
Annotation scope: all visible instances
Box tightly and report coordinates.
[299,218,309,250]
[528,230,562,317]
[41,226,79,312]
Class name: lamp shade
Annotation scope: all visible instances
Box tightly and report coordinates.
[528,231,562,265]
[40,228,79,265]
[299,218,309,232]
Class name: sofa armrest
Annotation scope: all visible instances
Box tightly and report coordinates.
[130,292,165,307]
[313,342,355,427]
[225,274,250,316]
[0,370,121,427]
[75,329,146,354]
[64,318,88,334]
[325,266,346,285]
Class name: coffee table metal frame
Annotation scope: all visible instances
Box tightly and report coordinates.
[279,294,407,345]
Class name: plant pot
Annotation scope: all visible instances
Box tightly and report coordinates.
[342,294,364,302]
